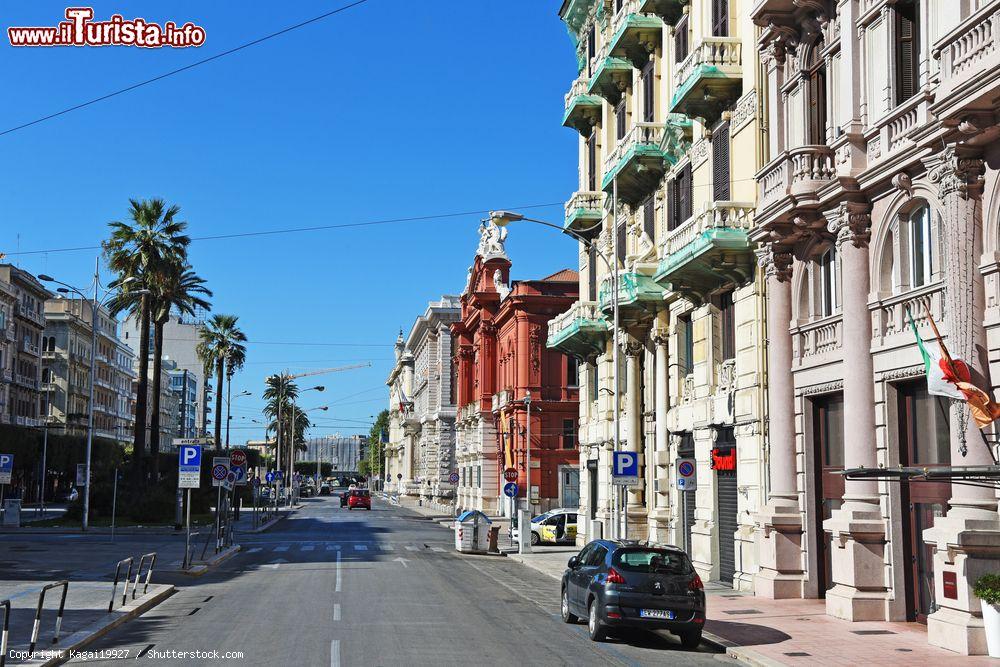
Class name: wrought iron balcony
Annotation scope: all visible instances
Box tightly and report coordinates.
[608,0,664,68]
[587,41,633,102]
[564,191,606,238]
[546,301,609,360]
[654,202,756,304]
[670,37,743,125]
[934,1,1000,120]
[563,76,603,135]
[601,122,667,206]
[598,271,665,327]
[638,0,687,26]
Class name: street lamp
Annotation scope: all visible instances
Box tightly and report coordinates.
[224,389,252,448]
[40,259,147,532]
[489,206,625,539]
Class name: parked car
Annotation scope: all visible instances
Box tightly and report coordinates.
[347,488,371,510]
[319,481,331,495]
[513,508,577,546]
[60,487,79,503]
[300,483,315,498]
[561,540,705,646]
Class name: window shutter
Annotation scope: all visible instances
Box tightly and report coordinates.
[588,243,598,301]
[587,24,596,77]
[896,1,919,104]
[643,195,655,240]
[587,130,597,191]
[679,164,693,223]
[675,17,689,63]
[642,61,655,123]
[616,98,627,140]
[713,0,728,37]
[616,217,627,266]
[666,178,677,232]
[808,67,827,144]
[712,121,731,201]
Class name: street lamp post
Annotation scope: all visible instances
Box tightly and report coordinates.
[489,206,622,539]
[224,389,251,449]
[39,381,52,516]
[39,259,144,532]
[524,390,532,554]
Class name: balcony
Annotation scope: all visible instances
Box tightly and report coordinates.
[871,282,945,345]
[3,325,13,342]
[933,1,1000,121]
[654,202,756,303]
[756,145,836,211]
[607,0,664,68]
[14,415,40,428]
[491,390,512,412]
[587,41,633,103]
[670,37,743,125]
[15,374,38,390]
[638,0,687,26]
[792,315,843,363]
[14,303,45,328]
[602,122,667,206]
[564,191,606,238]
[21,339,39,356]
[598,271,666,327]
[562,76,603,135]
[0,369,11,383]
[547,301,609,360]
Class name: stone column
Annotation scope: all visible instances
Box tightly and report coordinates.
[753,243,806,599]
[923,144,1000,655]
[654,326,670,512]
[823,202,889,621]
[624,337,645,533]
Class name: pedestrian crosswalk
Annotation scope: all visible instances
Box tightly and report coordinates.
[241,541,452,555]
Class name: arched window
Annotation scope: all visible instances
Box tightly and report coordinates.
[806,37,827,144]
[819,246,839,317]
[908,204,933,288]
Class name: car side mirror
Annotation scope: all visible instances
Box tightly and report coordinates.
[568,556,580,569]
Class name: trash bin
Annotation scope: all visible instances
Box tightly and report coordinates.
[2,499,21,527]
[454,510,492,553]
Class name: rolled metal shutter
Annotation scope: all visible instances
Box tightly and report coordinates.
[717,470,739,585]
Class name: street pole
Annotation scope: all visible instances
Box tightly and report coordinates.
[111,467,118,542]
[176,369,188,528]
[523,391,533,554]
[184,487,191,568]
[40,385,50,516]
[276,377,283,505]
[82,257,99,533]
[225,375,232,449]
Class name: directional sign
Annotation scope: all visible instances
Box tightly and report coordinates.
[265,471,275,484]
[502,468,518,482]
[675,457,697,491]
[0,454,12,485]
[612,451,639,487]
[503,482,519,498]
[448,472,459,484]
[178,444,202,489]
[230,464,247,486]
[275,470,284,481]
[212,457,231,488]
[230,449,247,468]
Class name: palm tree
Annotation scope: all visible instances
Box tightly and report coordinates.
[197,315,247,447]
[262,375,311,474]
[104,198,190,480]
[148,262,211,474]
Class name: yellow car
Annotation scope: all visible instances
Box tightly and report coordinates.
[535,511,578,545]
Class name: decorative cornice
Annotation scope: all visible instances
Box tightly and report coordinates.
[754,241,794,283]
[879,365,924,382]
[926,144,985,201]
[798,379,843,396]
[826,201,872,250]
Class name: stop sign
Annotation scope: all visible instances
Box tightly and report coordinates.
[230,449,247,468]
[503,468,518,482]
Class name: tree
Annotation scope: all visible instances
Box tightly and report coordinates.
[196,315,247,447]
[262,375,312,474]
[148,262,211,475]
[104,198,191,481]
[367,409,389,479]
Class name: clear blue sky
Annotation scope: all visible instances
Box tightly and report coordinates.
[1,1,579,444]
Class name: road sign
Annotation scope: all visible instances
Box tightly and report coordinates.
[0,454,13,485]
[178,444,202,489]
[448,472,459,484]
[212,457,231,487]
[265,471,275,484]
[230,449,247,468]
[612,451,639,487]
[76,463,90,487]
[275,470,284,481]
[503,468,518,482]
[172,437,210,446]
[676,457,697,491]
[503,482,519,498]
[230,464,246,486]
[223,471,236,491]
[396,473,402,480]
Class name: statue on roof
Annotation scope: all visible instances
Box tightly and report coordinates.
[477,219,509,261]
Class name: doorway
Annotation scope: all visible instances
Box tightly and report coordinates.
[561,467,580,510]
[715,427,738,585]
[812,393,844,597]
[587,459,598,521]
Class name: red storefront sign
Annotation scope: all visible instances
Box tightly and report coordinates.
[711,447,736,471]
[942,571,958,600]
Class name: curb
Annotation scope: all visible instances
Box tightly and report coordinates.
[35,584,175,666]
[171,544,241,577]
[242,513,286,533]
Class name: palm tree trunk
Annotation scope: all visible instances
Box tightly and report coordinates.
[214,358,224,447]
[148,317,165,477]
[132,295,151,482]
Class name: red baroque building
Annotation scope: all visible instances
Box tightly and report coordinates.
[452,224,580,515]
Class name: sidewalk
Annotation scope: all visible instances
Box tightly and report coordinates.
[505,549,994,666]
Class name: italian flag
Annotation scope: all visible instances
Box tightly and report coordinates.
[908,309,1000,428]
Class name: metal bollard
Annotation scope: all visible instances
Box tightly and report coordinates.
[0,598,10,667]
[133,553,157,599]
[29,581,69,654]
[109,557,134,612]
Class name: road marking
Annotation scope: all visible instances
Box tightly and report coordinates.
[326,544,339,551]
[353,544,367,551]
[430,546,445,552]
[380,544,394,551]
[301,545,315,552]
[333,603,341,621]
[405,545,417,551]
[274,546,289,552]
[247,547,262,554]
[330,639,340,667]
[335,551,342,592]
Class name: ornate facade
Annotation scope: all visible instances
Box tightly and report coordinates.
[0,265,52,428]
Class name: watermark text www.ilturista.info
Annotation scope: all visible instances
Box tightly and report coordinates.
[8,7,205,48]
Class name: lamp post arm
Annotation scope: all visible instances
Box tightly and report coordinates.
[515,216,614,272]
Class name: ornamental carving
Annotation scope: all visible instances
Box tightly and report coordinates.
[731,90,757,135]
[690,139,710,169]
[798,380,843,396]
[477,219,509,260]
[754,242,793,282]
[529,326,541,372]
[878,365,924,382]
[827,202,871,249]
[928,144,985,201]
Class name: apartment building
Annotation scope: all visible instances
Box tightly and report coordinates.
[554,0,767,589]
[0,276,18,425]
[383,297,461,506]
[42,299,136,445]
[749,0,1000,655]
[0,265,52,428]
[169,364,198,439]
[304,435,366,475]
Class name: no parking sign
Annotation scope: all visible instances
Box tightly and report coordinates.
[676,457,697,491]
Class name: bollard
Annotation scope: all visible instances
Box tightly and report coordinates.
[133,553,157,599]
[28,581,69,654]
[109,557,133,612]
[0,598,10,667]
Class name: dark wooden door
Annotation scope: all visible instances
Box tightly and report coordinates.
[812,393,844,597]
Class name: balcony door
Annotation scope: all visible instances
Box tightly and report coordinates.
[812,393,844,597]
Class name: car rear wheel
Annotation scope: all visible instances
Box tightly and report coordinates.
[560,588,578,624]
[587,600,606,642]
[678,628,702,649]
[530,531,540,546]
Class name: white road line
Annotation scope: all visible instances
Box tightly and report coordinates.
[430,546,445,552]
[333,603,341,621]
[247,547,262,554]
[335,551,342,593]
[330,639,340,667]
[301,545,315,552]
[326,544,339,551]
[274,546,289,552]
[353,544,367,551]
[405,545,417,552]
[380,544,394,551]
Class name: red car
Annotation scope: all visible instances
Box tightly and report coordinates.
[347,489,371,510]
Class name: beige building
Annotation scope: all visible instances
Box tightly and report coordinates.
[552,0,767,589]
[0,265,52,428]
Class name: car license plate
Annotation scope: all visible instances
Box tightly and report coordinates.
[639,609,674,619]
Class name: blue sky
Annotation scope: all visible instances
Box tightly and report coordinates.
[0,1,579,443]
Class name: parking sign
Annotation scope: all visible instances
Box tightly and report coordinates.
[0,454,12,485]
[612,451,639,487]
[178,444,202,489]
[675,457,697,491]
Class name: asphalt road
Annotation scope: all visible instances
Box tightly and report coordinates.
[68,494,733,666]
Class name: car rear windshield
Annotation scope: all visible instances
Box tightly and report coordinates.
[613,548,693,575]
[351,490,370,497]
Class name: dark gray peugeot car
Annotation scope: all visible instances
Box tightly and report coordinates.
[561,540,706,646]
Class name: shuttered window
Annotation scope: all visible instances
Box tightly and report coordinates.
[674,16,688,63]
[643,195,655,240]
[587,130,597,191]
[895,0,919,105]
[616,216,627,266]
[719,291,736,361]
[712,0,729,37]
[678,163,692,224]
[588,243,598,301]
[666,178,677,231]
[587,24,596,77]
[680,315,694,375]
[712,121,730,201]
[615,98,627,141]
[808,66,827,143]
[641,60,655,122]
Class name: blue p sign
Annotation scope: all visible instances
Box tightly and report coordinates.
[0,454,12,472]
[179,445,201,467]
[613,451,638,477]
